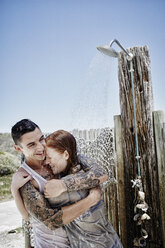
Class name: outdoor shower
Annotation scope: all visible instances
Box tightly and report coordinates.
[97,39,140,178]
[97,39,151,247]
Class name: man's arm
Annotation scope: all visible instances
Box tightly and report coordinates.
[44,154,108,198]
[64,154,108,191]
[20,181,101,230]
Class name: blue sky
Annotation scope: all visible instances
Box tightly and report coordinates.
[1,0,165,133]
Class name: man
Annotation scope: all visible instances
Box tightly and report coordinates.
[11,119,108,230]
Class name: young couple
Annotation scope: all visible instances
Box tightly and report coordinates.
[11,119,123,248]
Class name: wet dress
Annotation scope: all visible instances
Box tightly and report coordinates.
[22,162,123,248]
[49,180,123,248]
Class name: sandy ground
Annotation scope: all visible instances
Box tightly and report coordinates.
[0,200,25,247]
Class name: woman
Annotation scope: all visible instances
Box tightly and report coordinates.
[44,130,123,248]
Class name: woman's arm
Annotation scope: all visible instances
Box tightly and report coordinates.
[44,154,108,198]
[61,187,101,224]
[20,181,101,230]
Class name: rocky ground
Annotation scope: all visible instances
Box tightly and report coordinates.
[0,200,25,248]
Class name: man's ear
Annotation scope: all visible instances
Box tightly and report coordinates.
[64,150,69,160]
[14,144,23,154]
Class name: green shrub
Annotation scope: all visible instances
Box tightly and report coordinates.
[0,151,20,176]
[0,174,13,201]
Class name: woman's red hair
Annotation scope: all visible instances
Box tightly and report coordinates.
[46,130,78,175]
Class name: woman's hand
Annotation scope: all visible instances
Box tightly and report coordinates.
[44,179,67,198]
[11,169,32,195]
[88,186,102,205]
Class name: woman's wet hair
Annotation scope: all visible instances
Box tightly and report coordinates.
[46,130,78,175]
[11,119,39,145]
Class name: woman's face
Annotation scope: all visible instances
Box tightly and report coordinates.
[46,147,69,175]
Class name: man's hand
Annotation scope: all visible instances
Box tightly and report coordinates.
[44,179,67,198]
[88,186,102,205]
[11,170,32,195]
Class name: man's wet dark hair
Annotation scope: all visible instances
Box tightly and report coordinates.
[11,119,40,145]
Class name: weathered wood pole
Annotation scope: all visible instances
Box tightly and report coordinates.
[118,46,163,247]
[153,111,165,247]
[114,115,127,247]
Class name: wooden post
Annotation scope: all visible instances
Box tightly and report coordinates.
[89,129,94,140]
[25,233,31,248]
[114,115,127,247]
[118,46,163,247]
[82,130,87,139]
[23,220,31,248]
[104,178,119,235]
[153,111,165,248]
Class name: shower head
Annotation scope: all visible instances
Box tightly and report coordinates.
[97,45,119,58]
[97,39,133,61]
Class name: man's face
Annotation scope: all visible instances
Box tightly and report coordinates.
[15,128,46,161]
